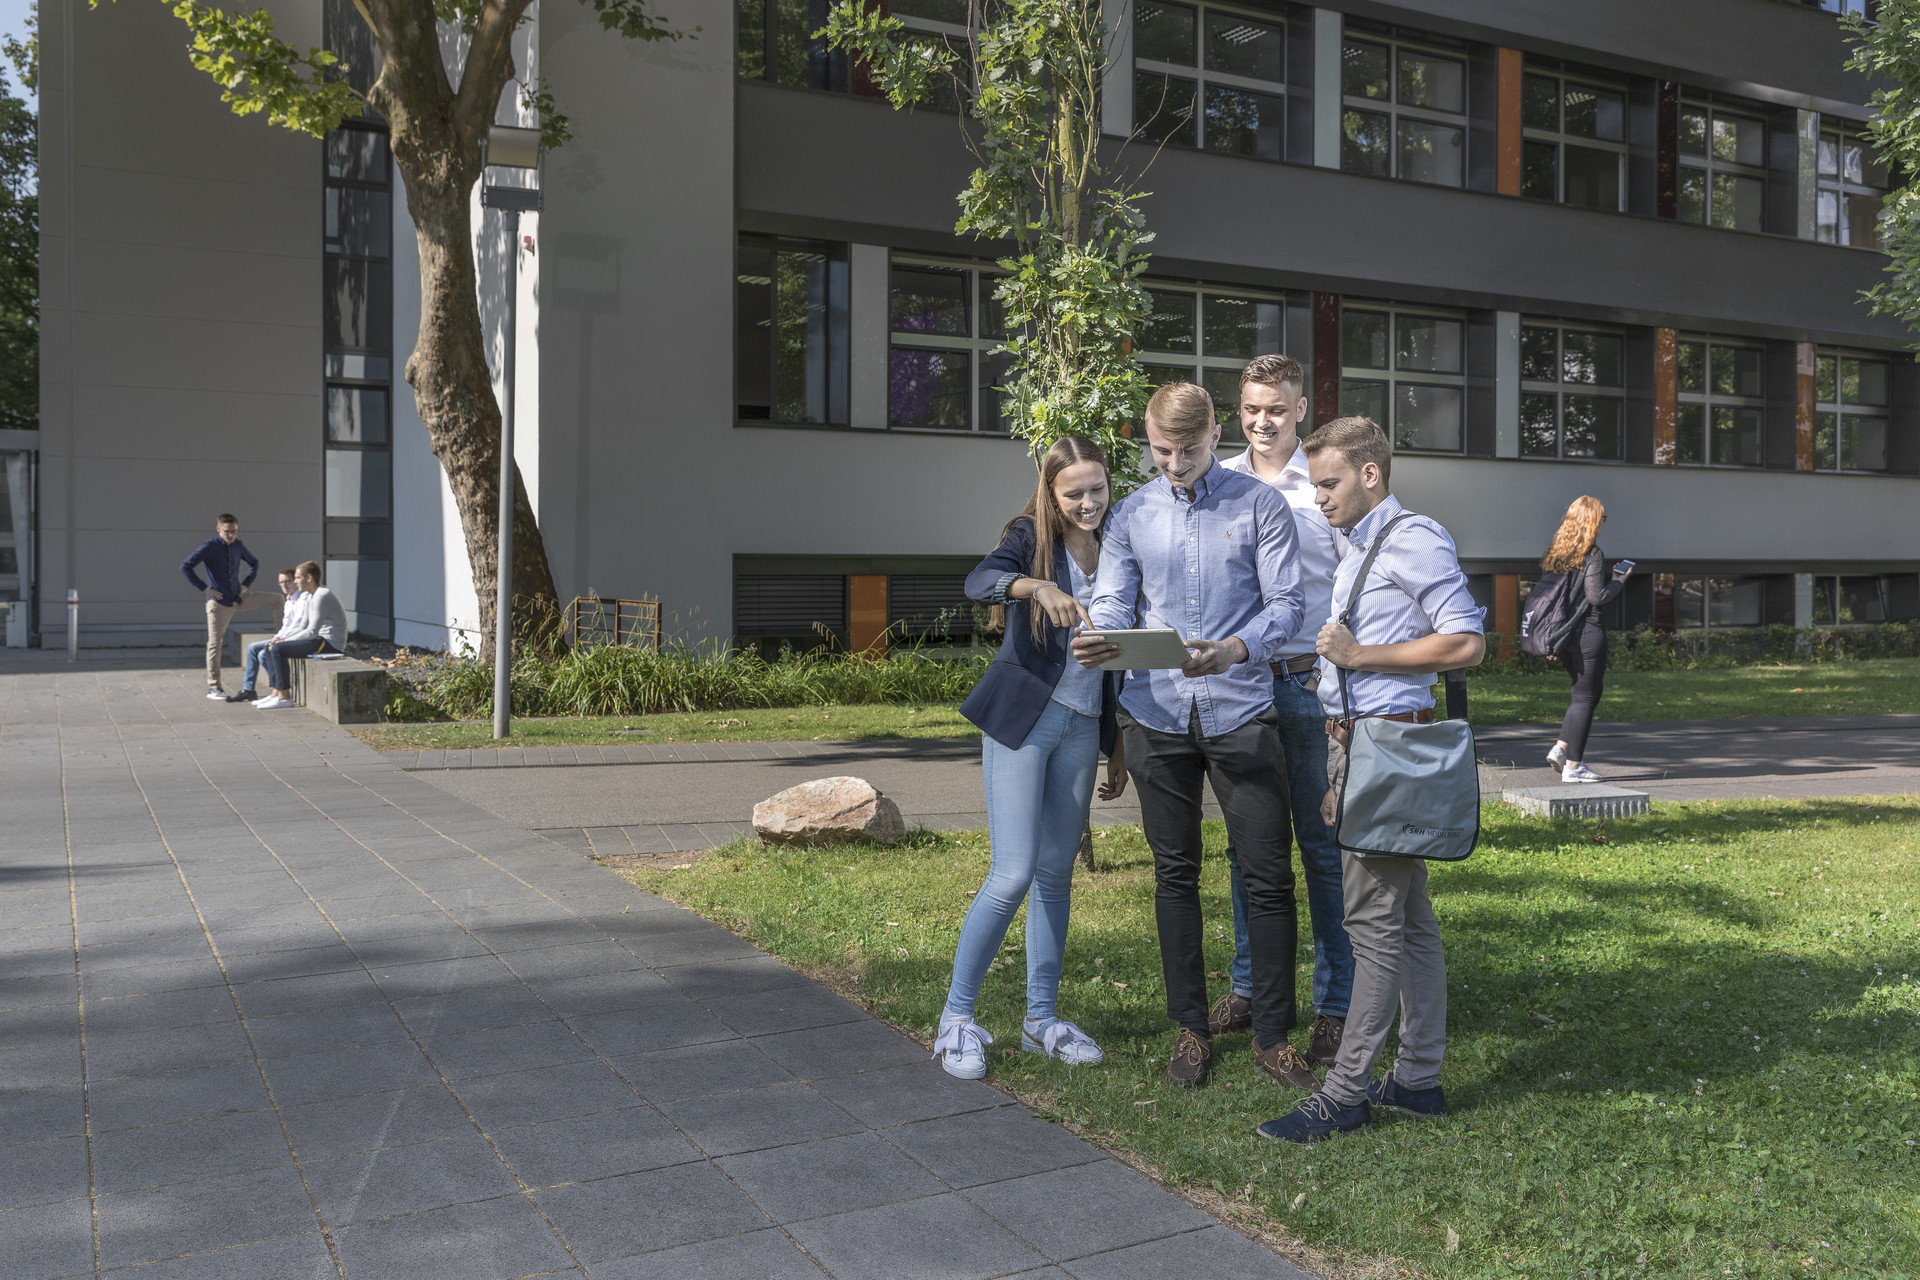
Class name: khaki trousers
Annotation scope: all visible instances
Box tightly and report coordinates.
[1319,733,1448,1106]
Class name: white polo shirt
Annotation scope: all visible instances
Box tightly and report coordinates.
[1221,443,1347,660]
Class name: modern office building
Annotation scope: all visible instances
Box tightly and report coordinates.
[26,0,1920,652]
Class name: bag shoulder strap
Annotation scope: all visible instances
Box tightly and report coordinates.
[1335,512,1417,724]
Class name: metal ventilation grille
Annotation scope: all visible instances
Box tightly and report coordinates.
[734,575,847,636]
[889,574,974,637]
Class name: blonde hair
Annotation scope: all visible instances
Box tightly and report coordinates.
[1542,496,1604,573]
[1144,381,1216,441]
[297,560,323,584]
[996,436,1111,643]
[1301,415,1392,485]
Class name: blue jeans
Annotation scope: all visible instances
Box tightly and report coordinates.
[1225,671,1353,1018]
[240,640,272,693]
[944,700,1100,1024]
[261,637,327,692]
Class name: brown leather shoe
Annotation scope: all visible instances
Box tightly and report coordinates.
[1306,1014,1345,1067]
[1207,991,1253,1038]
[1253,1038,1319,1090]
[1165,1029,1212,1087]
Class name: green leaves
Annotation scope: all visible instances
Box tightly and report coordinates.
[577,0,689,44]
[161,0,362,137]
[1843,3,1920,339]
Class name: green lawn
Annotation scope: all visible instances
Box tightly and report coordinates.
[359,658,1920,751]
[625,799,1920,1280]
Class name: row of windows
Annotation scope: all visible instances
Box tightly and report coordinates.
[738,0,1895,247]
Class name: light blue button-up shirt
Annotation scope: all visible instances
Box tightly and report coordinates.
[1089,458,1304,737]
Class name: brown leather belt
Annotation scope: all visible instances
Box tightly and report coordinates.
[1271,655,1318,676]
[1325,708,1433,746]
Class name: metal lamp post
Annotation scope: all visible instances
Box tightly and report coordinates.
[480,125,543,740]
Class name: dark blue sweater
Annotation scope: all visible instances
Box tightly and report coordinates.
[180,537,259,607]
[958,518,1121,755]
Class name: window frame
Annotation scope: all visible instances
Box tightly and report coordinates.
[1518,67,1628,213]
[1517,319,1628,462]
[1132,0,1293,162]
[1676,98,1769,233]
[1812,346,1893,474]
[1339,29,1472,189]
[886,253,1011,435]
[1815,119,1888,251]
[1338,301,1470,455]
[1673,334,1767,469]
[735,235,851,428]
[1133,279,1292,444]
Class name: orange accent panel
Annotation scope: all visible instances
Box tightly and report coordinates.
[1496,48,1523,197]
[1795,342,1817,472]
[849,575,888,655]
[1653,328,1677,465]
[1494,574,1519,662]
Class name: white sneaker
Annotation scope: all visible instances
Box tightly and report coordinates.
[1545,743,1568,769]
[254,695,293,710]
[207,688,228,701]
[1023,1018,1104,1066]
[931,1014,993,1080]
[1562,763,1602,784]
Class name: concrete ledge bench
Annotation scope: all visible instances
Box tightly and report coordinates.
[235,631,388,724]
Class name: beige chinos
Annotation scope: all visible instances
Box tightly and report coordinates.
[205,590,246,689]
[1317,733,1448,1107]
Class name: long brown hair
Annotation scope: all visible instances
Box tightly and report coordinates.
[1542,495,1604,573]
[992,436,1112,643]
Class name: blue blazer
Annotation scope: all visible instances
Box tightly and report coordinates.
[959,518,1122,755]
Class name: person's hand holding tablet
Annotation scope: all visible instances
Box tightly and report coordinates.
[1178,636,1248,678]
[1071,629,1122,669]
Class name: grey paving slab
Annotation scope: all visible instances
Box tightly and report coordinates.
[452,1060,644,1130]
[489,1105,701,1187]
[1061,1225,1316,1279]
[0,1197,94,1280]
[657,1081,866,1158]
[303,1132,525,1225]
[93,1164,320,1269]
[89,1109,293,1194]
[965,1161,1214,1262]
[587,1228,825,1280]
[606,1038,799,1103]
[884,1109,1107,1190]
[0,1135,90,1210]
[330,1195,577,1280]
[788,1192,1046,1280]
[279,1084,477,1161]
[718,1130,947,1224]
[536,1162,772,1263]
[107,1232,340,1280]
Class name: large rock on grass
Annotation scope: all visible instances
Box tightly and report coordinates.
[753,776,906,847]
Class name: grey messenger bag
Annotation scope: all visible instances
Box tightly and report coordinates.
[1331,513,1480,862]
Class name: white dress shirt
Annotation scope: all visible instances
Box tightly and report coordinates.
[1316,494,1485,718]
[1221,444,1348,660]
[272,590,307,641]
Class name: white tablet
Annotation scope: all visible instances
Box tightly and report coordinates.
[1084,628,1195,671]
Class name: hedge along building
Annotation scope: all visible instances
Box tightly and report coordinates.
[31,0,1920,654]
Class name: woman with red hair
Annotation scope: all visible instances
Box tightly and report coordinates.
[1540,496,1632,783]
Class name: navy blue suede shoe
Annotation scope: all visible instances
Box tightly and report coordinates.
[1366,1073,1448,1119]
[1254,1092,1372,1144]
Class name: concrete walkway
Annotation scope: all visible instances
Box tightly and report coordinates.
[0,657,1310,1280]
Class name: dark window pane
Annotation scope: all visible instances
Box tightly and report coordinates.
[1677,169,1707,223]
[1563,84,1623,142]
[1521,140,1557,201]
[902,31,969,112]
[1710,405,1763,466]
[1711,114,1765,167]
[325,187,391,257]
[1678,107,1707,156]
[1395,383,1462,451]
[1141,361,1194,391]
[1204,12,1281,82]
[325,449,390,518]
[1711,346,1763,398]
[1562,332,1621,387]
[325,129,389,181]
[1815,355,1838,405]
[1203,84,1284,160]
[737,0,765,79]
[1135,72,1197,148]
[980,277,1009,341]
[1840,575,1890,623]
[1813,411,1837,470]
[325,353,389,380]
[1341,108,1390,176]
[1845,191,1884,250]
[1135,0,1196,65]
[980,350,1014,434]
[1843,416,1889,471]
[890,348,970,428]
[1562,144,1620,212]
[1674,403,1704,464]
[1817,190,1840,244]
[1342,310,1388,370]
[1844,358,1889,406]
[1858,142,1890,188]
[1202,366,1246,443]
[1342,40,1388,100]
[324,259,392,352]
[889,266,969,335]
[1675,578,1705,628]
[1676,341,1706,393]
[1520,326,1557,382]
[1396,50,1464,113]
[1819,134,1840,177]
[1711,173,1765,232]
[1139,289,1196,354]
[1396,316,1462,374]
[736,243,774,419]
[1707,577,1764,628]
[1520,393,1558,456]
[1203,295,1281,361]
[326,386,388,445]
[1562,395,1621,459]
[890,0,967,21]
[1521,74,1558,131]
[771,0,842,89]
[775,246,848,424]
[1340,378,1387,426]
[1397,118,1464,186]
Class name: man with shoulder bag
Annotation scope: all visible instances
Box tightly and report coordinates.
[1256,416,1485,1144]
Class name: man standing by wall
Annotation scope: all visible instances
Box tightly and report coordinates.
[180,514,260,700]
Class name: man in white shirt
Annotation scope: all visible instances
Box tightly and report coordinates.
[1210,355,1355,1072]
[227,569,303,703]
[1258,416,1484,1144]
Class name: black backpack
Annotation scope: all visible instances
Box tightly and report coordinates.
[1518,572,1586,659]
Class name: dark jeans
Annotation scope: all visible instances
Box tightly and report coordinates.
[1225,671,1354,1017]
[1122,706,1297,1047]
[1557,623,1608,760]
[261,637,328,691]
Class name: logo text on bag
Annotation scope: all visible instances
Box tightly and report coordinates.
[1400,823,1465,839]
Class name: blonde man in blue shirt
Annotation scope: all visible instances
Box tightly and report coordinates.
[1258,416,1485,1143]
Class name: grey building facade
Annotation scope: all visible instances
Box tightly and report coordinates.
[29,0,1920,652]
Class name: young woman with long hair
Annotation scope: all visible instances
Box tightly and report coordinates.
[935,436,1128,1079]
[1540,496,1632,782]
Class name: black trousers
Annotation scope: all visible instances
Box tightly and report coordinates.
[1556,623,1608,760]
[1122,707,1298,1047]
